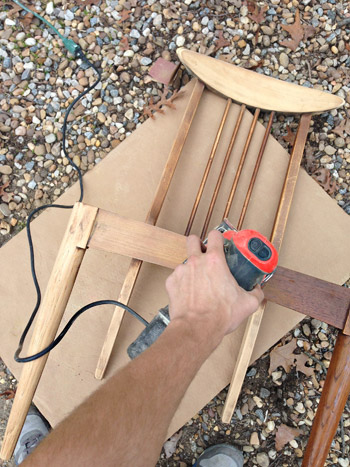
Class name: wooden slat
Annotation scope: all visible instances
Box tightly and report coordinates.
[0,203,98,461]
[146,79,205,225]
[222,108,260,220]
[302,333,350,466]
[185,99,232,236]
[88,211,350,328]
[201,104,246,239]
[236,111,275,230]
[94,79,204,380]
[270,115,312,251]
[222,299,266,416]
[221,113,312,423]
[177,48,344,113]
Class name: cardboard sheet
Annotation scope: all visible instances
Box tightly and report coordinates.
[1,80,349,437]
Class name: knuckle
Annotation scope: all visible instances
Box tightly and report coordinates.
[186,254,198,266]
[174,263,186,276]
[206,250,222,265]
[208,229,224,244]
[211,229,222,239]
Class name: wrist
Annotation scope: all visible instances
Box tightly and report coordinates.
[168,315,225,353]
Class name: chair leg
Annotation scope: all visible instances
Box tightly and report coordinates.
[0,203,98,461]
[302,332,350,466]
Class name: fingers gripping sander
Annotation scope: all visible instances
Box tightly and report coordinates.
[127,220,278,359]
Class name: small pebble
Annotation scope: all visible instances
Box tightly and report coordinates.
[279,52,289,68]
[46,1,54,14]
[176,36,185,47]
[311,319,322,330]
[25,161,34,171]
[247,367,256,377]
[250,432,260,446]
[25,38,36,47]
[153,14,162,26]
[28,180,37,190]
[335,137,345,148]
[64,10,74,21]
[0,203,11,216]
[256,452,269,467]
[266,421,275,432]
[125,109,134,120]
[260,388,270,399]
[243,44,250,55]
[130,29,141,39]
[324,145,336,156]
[34,145,46,156]
[0,166,12,175]
[295,402,306,414]
[45,134,56,144]
[140,57,152,66]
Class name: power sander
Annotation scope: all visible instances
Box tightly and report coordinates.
[127,219,278,359]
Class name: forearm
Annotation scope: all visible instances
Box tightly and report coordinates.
[23,318,219,467]
[22,231,263,467]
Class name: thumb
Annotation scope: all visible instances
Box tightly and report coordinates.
[248,285,264,305]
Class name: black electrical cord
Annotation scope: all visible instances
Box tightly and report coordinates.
[15,301,148,363]
[14,49,148,363]
[61,50,101,202]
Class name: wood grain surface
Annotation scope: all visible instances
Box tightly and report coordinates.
[221,113,312,423]
[88,210,350,329]
[94,79,204,380]
[177,48,344,113]
[0,203,98,460]
[302,333,350,466]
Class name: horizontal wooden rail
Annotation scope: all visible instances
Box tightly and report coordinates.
[89,209,187,269]
[88,209,350,330]
[264,267,350,331]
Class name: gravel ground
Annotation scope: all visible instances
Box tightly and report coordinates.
[0,0,350,465]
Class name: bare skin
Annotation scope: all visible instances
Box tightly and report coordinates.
[22,230,264,467]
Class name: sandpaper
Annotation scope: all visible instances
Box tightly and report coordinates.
[0,80,349,438]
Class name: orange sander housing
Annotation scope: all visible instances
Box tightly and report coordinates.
[221,226,278,291]
[127,221,278,359]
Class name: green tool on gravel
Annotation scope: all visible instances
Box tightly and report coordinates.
[12,0,80,56]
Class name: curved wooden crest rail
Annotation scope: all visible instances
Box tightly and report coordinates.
[1,50,347,465]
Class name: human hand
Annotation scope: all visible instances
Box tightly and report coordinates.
[165,230,264,346]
